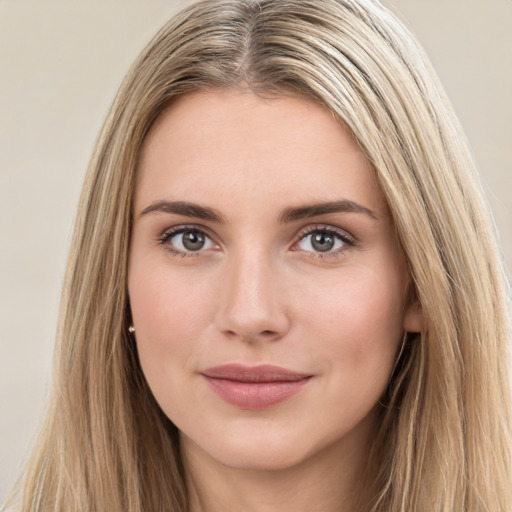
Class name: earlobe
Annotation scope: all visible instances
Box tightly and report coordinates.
[403,299,424,333]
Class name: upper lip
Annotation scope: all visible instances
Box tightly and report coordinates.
[201,364,311,383]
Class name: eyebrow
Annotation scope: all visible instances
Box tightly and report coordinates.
[139,199,377,223]
[278,200,377,223]
[140,200,225,222]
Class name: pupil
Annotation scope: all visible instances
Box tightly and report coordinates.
[183,231,205,251]
[312,232,334,252]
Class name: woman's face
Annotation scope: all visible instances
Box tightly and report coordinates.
[128,90,422,471]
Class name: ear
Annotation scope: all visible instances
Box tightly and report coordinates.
[402,283,424,333]
[403,299,423,333]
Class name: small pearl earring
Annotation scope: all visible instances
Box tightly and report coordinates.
[128,325,136,333]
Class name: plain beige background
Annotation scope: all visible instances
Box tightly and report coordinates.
[1,0,511,501]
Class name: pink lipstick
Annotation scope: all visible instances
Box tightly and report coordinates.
[201,364,311,410]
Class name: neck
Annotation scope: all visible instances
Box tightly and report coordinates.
[181,424,372,512]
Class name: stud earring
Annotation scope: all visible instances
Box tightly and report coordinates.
[128,325,135,333]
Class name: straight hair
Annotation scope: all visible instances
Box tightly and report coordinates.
[6,1,511,510]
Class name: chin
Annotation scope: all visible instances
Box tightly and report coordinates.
[180,423,316,471]
[180,419,357,474]
[210,443,313,472]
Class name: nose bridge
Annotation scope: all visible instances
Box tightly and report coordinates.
[215,245,289,342]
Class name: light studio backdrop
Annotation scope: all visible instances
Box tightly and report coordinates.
[1,0,511,501]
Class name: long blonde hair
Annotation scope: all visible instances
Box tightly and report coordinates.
[8,0,511,510]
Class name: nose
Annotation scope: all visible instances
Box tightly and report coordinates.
[214,251,291,344]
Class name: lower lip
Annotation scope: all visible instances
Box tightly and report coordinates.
[203,376,311,410]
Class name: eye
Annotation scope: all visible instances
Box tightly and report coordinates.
[296,227,353,254]
[160,227,218,255]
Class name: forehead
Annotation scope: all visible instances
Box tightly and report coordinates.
[135,89,387,218]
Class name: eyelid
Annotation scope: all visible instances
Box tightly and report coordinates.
[295,224,356,245]
[159,223,218,240]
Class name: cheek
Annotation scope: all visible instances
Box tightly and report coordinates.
[296,265,405,391]
[127,256,215,391]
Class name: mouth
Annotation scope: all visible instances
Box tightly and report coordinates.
[201,364,312,410]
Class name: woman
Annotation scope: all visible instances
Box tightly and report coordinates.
[7,0,511,510]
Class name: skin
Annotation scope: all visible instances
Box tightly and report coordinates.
[128,90,422,512]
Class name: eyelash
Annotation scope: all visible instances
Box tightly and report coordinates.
[294,225,356,259]
[157,224,356,259]
[158,225,217,258]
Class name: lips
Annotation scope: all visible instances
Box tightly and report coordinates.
[201,364,312,410]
